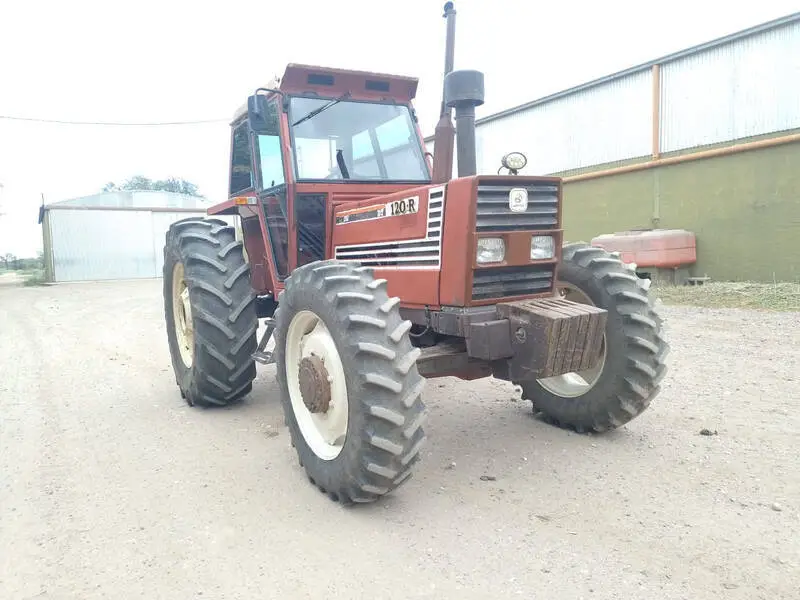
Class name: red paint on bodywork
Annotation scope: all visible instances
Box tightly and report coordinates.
[371,269,441,308]
[296,183,426,262]
[332,186,431,247]
[207,197,240,216]
[279,64,419,103]
[331,185,443,307]
[438,177,476,306]
[241,215,269,292]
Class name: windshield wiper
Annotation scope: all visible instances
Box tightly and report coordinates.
[291,94,349,128]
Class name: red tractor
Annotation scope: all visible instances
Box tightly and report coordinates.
[163,2,668,504]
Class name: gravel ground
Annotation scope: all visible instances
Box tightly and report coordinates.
[1,279,798,600]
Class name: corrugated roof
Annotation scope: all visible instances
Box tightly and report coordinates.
[425,11,800,141]
[46,190,213,210]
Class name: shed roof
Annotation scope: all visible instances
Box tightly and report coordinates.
[46,190,213,211]
[38,190,214,223]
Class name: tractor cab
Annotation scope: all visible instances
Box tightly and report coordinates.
[211,64,434,295]
[248,65,431,186]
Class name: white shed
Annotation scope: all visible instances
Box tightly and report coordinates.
[40,191,229,282]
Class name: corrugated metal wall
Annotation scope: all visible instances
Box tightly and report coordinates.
[439,17,800,175]
[47,209,219,282]
[660,22,800,153]
[476,71,652,175]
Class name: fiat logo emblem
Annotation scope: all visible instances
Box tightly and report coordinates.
[508,188,528,213]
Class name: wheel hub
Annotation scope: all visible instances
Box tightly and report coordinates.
[285,310,349,460]
[172,262,194,368]
[298,355,332,413]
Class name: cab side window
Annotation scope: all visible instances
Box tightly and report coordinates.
[229,123,253,195]
[255,100,285,190]
[257,134,285,190]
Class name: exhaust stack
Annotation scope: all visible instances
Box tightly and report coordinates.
[445,69,484,177]
[431,2,457,183]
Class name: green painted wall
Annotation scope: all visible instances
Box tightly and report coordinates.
[559,139,800,282]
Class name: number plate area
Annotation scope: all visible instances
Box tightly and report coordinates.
[386,197,419,217]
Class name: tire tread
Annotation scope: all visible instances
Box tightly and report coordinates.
[275,260,426,504]
[162,217,257,408]
[519,241,669,432]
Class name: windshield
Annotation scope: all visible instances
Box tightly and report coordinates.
[288,97,430,182]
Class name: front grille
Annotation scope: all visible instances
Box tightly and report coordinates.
[476,181,559,232]
[472,265,554,301]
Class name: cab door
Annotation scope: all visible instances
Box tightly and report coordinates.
[250,99,292,290]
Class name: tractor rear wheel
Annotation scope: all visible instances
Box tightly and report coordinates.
[274,260,427,504]
[518,242,669,432]
[163,217,258,407]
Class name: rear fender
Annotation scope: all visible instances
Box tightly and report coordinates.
[208,193,279,297]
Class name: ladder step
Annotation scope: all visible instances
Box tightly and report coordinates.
[253,351,274,365]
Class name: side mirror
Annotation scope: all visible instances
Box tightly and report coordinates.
[247,94,278,135]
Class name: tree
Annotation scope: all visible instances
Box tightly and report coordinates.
[152,177,200,196]
[2,253,17,270]
[102,176,202,197]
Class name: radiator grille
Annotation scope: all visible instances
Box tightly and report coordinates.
[476,181,559,232]
[472,265,555,301]
[334,187,444,269]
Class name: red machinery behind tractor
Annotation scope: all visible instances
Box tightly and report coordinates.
[163,2,668,504]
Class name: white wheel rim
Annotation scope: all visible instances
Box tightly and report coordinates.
[285,310,349,460]
[537,283,607,398]
[172,262,194,368]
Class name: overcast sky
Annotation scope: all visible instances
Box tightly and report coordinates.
[1,0,797,257]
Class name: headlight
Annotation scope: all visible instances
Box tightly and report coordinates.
[501,152,527,172]
[476,237,505,264]
[531,235,555,260]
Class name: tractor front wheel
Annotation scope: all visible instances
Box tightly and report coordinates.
[274,260,427,504]
[518,242,669,432]
[163,217,258,407]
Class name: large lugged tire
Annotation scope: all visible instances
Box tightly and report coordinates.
[274,260,427,504]
[519,242,669,432]
[163,217,258,407]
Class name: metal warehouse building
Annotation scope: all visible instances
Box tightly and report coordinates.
[39,191,220,282]
[427,12,800,282]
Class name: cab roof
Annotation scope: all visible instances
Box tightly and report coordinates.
[231,64,419,123]
[279,63,419,100]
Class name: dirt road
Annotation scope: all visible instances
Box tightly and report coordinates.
[1,280,798,599]
[0,272,24,287]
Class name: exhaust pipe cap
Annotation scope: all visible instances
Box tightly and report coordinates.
[445,69,485,108]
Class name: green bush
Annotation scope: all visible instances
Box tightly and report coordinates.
[22,269,47,286]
